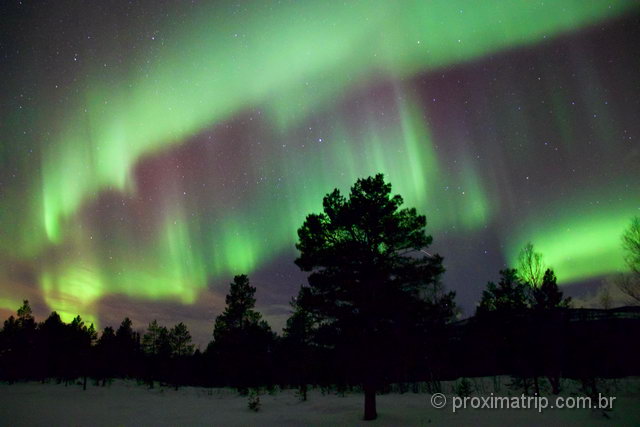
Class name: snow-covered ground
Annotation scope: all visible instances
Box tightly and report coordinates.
[1,377,639,426]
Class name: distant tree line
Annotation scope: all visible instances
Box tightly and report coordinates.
[1,284,638,393]
[1,176,638,421]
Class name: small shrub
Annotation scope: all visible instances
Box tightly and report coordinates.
[425,380,441,394]
[508,376,533,395]
[295,384,308,401]
[493,376,501,394]
[248,390,261,412]
[454,377,473,398]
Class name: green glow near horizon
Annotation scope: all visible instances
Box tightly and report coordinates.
[508,187,637,284]
[41,267,101,325]
[0,0,636,320]
[0,297,23,315]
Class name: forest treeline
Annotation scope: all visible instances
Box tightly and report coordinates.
[1,175,639,421]
[1,294,639,391]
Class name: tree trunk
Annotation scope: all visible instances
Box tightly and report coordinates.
[533,376,539,396]
[300,384,308,401]
[548,375,560,395]
[83,376,87,391]
[363,384,377,421]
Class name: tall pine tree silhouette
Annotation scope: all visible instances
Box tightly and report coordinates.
[209,275,275,389]
[294,174,452,421]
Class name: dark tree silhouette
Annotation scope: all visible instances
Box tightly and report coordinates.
[17,300,35,327]
[115,318,140,377]
[170,322,194,357]
[166,322,195,388]
[96,326,117,385]
[68,316,97,390]
[142,320,171,357]
[213,275,265,334]
[37,312,67,380]
[476,269,535,392]
[477,267,571,395]
[0,300,37,382]
[294,174,452,421]
[208,275,275,389]
[532,269,571,311]
[282,287,315,400]
[477,269,529,316]
[141,320,171,387]
[530,268,570,394]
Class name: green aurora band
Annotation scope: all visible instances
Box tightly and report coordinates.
[507,185,638,284]
[0,0,638,322]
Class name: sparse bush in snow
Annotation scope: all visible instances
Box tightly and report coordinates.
[295,385,308,401]
[248,389,261,412]
[454,377,473,397]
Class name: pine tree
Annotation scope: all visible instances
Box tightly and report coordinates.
[115,318,138,377]
[530,268,570,395]
[16,300,35,329]
[213,275,262,339]
[477,269,529,316]
[143,320,170,356]
[294,174,453,421]
[282,287,315,400]
[170,322,194,357]
[532,269,571,310]
[210,275,275,389]
[96,326,117,385]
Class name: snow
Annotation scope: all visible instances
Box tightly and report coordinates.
[1,377,639,426]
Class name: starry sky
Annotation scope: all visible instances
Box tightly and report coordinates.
[1,0,639,345]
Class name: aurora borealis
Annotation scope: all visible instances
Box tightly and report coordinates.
[1,0,639,342]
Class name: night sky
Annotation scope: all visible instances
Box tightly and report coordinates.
[1,1,639,345]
